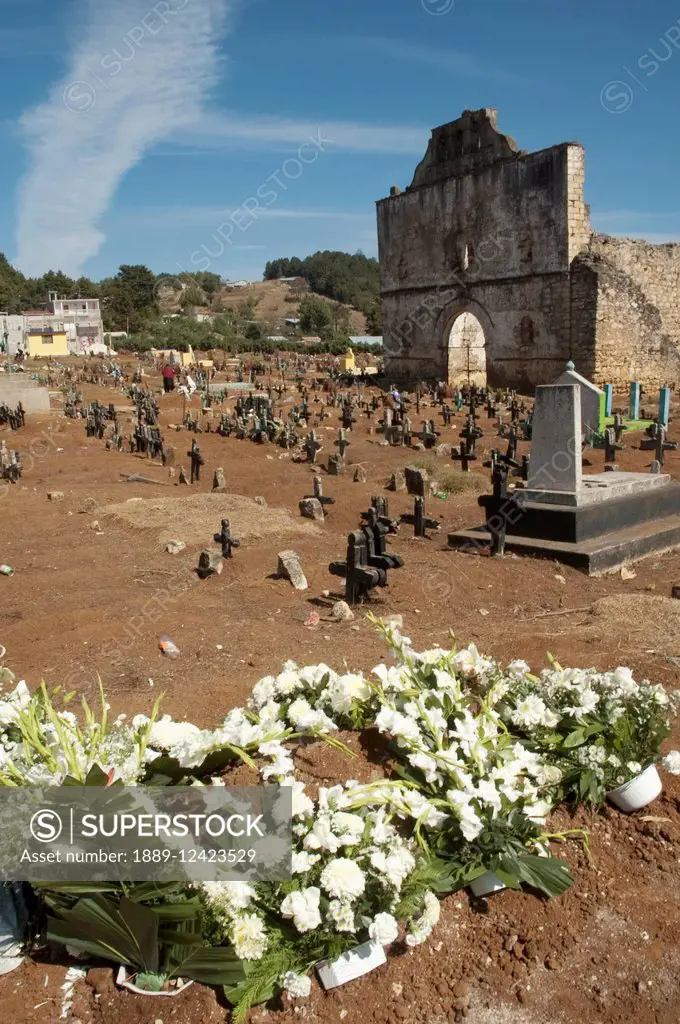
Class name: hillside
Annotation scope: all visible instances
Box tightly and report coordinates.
[216,279,368,335]
[264,251,380,330]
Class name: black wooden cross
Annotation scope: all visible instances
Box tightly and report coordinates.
[399,496,441,538]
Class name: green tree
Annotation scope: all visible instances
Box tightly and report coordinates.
[365,303,382,335]
[299,294,332,335]
[108,265,158,332]
[262,250,380,318]
[42,270,75,296]
[180,286,205,309]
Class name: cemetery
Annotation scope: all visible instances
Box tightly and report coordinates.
[1,352,680,1024]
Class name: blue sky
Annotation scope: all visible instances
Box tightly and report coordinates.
[2,0,680,282]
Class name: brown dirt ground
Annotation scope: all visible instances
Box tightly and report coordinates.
[1,359,680,1023]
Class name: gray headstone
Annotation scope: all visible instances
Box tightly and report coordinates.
[527,384,582,495]
[299,497,325,521]
[353,466,367,483]
[212,467,226,492]
[197,549,223,577]
[277,550,308,590]
[328,454,345,476]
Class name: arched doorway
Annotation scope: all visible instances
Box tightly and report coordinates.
[447,311,486,386]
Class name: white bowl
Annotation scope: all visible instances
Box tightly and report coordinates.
[607,764,662,813]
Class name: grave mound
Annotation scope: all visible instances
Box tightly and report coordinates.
[587,594,680,654]
[101,493,322,547]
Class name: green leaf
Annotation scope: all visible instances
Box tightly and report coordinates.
[173,946,245,986]
[120,896,160,973]
[563,729,586,749]
[514,855,573,897]
[46,894,160,972]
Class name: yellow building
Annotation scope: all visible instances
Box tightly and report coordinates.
[26,329,69,358]
[340,347,356,372]
[151,346,194,367]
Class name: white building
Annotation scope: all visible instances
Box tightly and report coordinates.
[0,314,27,356]
[2,294,105,356]
[47,292,104,352]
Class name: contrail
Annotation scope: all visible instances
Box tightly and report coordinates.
[14,0,229,276]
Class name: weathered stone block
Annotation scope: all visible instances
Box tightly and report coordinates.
[277,550,308,590]
[387,470,406,491]
[299,497,325,521]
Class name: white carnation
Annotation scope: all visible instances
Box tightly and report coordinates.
[280,887,322,933]
[369,912,399,946]
[327,673,372,714]
[331,811,365,846]
[281,971,311,998]
[292,851,321,874]
[231,913,268,960]
[662,750,680,775]
[320,858,366,900]
[406,891,440,946]
[148,716,201,751]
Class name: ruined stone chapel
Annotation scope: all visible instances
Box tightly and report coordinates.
[377,108,680,391]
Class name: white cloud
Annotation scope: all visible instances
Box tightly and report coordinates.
[14,0,231,276]
[180,111,428,155]
[113,205,374,228]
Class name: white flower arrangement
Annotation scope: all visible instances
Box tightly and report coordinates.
[6,620,679,1022]
[198,778,441,1021]
[0,679,160,786]
[485,657,680,802]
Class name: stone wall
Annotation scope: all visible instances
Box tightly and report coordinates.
[0,378,51,413]
[377,108,586,388]
[571,234,680,390]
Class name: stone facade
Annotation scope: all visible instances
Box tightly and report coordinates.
[377,108,680,391]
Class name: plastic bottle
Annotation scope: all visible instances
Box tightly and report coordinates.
[0,565,13,576]
[158,635,180,659]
